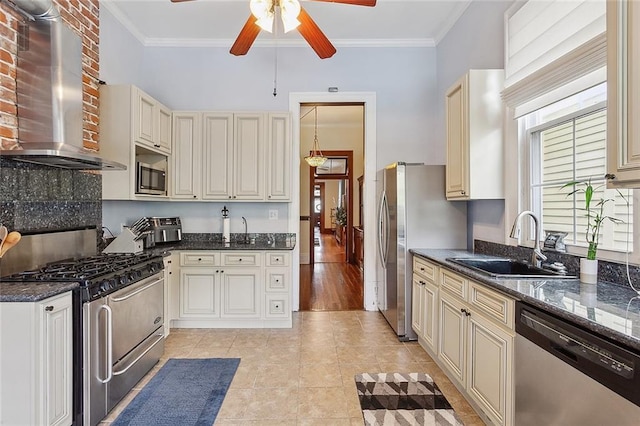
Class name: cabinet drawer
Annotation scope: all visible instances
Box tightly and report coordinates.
[221,252,261,266]
[265,268,289,292]
[441,269,468,300]
[413,256,438,283]
[470,282,515,330]
[267,252,291,266]
[180,252,219,266]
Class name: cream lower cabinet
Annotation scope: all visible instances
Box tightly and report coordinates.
[0,292,73,426]
[412,256,439,354]
[171,251,291,328]
[438,270,515,426]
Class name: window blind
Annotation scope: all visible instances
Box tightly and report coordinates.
[502,0,606,115]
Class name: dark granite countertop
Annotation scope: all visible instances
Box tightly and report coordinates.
[410,249,640,352]
[150,240,295,253]
[0,281,79,303]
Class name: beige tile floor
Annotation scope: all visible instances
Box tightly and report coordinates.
[100,311,485,425]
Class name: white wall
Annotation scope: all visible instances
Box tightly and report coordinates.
[436,0,513,246]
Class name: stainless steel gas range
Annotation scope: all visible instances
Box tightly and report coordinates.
[1,230,165,426]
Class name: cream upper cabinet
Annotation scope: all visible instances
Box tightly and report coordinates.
[172,112,201,199]
[445,69,504,200]
[202,113,234,199]
[132,87,172,155]
[0,292,73,426]
[101,85,171,200]
[233,113,265,200]
[607,0,640,187]
[266,113,292,200]
[172,112,289,201]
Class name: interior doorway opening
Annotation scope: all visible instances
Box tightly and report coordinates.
[298,103,365,311]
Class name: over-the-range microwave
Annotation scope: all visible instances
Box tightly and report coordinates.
[136,162,167,196]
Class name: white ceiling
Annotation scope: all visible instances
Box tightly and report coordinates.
[101,0,472,48]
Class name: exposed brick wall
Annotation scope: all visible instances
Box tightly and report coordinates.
[0,0,100,151]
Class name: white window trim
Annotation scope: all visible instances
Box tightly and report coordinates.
[517,103,640,265]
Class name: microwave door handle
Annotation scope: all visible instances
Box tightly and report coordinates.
[177,229,182,240]
[162,229,166,241]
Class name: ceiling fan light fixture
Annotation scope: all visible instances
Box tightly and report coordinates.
[280,0,301,33]
[250,0,274,32]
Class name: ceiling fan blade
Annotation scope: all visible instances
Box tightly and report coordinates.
[308,0,376,6]
[297,7,336,59]
[230,15,261,56]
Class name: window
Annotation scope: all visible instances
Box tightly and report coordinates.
[522,84,634,257]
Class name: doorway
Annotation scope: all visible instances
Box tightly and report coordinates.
[298,104,364,311]
[289,92,377,312]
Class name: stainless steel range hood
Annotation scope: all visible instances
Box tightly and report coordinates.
[0,0,125,171]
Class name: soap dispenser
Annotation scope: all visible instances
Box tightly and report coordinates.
[222,205,230,244]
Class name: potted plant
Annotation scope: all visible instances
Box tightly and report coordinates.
[562,178,624,283]
[334,206,347,227]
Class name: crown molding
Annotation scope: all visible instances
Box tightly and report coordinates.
[433,0,472,45]
[100,0,147,45]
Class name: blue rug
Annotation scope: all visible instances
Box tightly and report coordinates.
[112,358,240,426]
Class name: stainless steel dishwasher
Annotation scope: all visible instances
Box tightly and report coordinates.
[515,301,640,425]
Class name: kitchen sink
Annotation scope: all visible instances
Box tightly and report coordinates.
[446,257,576,279]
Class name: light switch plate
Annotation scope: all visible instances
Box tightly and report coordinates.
[268,210,278,220]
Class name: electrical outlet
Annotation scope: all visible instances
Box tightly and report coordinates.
[268,210,278,220]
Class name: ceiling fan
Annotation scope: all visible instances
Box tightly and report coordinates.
[170,0,377,59]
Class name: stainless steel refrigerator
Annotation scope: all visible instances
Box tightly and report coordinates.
[376,163,467,340]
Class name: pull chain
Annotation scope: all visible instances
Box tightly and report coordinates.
[273,9,279,97]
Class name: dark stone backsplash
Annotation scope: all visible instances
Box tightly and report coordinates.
[474,239,640,286]
[0,158,102,234]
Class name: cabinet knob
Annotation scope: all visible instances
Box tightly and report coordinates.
[420,267,425,271]
[45,306,54,311]
[228,196,232,199]
[233,196,237,199]
[460,190,466,195]
[154,144,161,148]
[268,195,271,199]
[239,258,242,262]
[198,258,202,261]
[216,270,219,273]
[221,270,224,273]
[605,173,616,180]
[193,195,197,199]
[275,279,280,283]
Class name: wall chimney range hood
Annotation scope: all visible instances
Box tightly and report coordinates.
[0,0,125,171]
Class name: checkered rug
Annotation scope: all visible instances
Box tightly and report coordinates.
[355,373,464,426]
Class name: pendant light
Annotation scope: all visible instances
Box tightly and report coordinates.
[304,106,327,167]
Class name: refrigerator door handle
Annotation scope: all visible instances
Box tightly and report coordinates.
[377,191,389,266]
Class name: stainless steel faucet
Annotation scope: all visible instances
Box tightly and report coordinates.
[241,216,248,244]
[510,210,547,267]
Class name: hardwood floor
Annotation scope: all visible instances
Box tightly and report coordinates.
[301,231,364,311]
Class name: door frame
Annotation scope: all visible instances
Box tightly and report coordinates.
[289,92,377,312]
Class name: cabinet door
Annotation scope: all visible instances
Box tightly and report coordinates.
[607,0,640,186]
[445,75,469,199]
[438,291,467,386]
[266,113,291,200]
[202,113,234,200]
[41,293,73,426]
[134,89,156,147]
[157,105,172,154]
[467,313,514,426]
[220,268,260,318]
[411,275,425,337]
[421,281,438,354]
[180,268,219,317]
[233,114,265,200]
[172,113,201,199]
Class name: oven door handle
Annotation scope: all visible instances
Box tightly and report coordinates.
[110,276,162,302]
[112,333,164,377]
[98,304,113,384]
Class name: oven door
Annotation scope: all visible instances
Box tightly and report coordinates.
[108,273,165,410]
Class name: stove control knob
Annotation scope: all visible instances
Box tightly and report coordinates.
[100,280,111,293]
[118,275,128,286]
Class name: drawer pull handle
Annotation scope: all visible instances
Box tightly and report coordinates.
[45,306,54,311]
